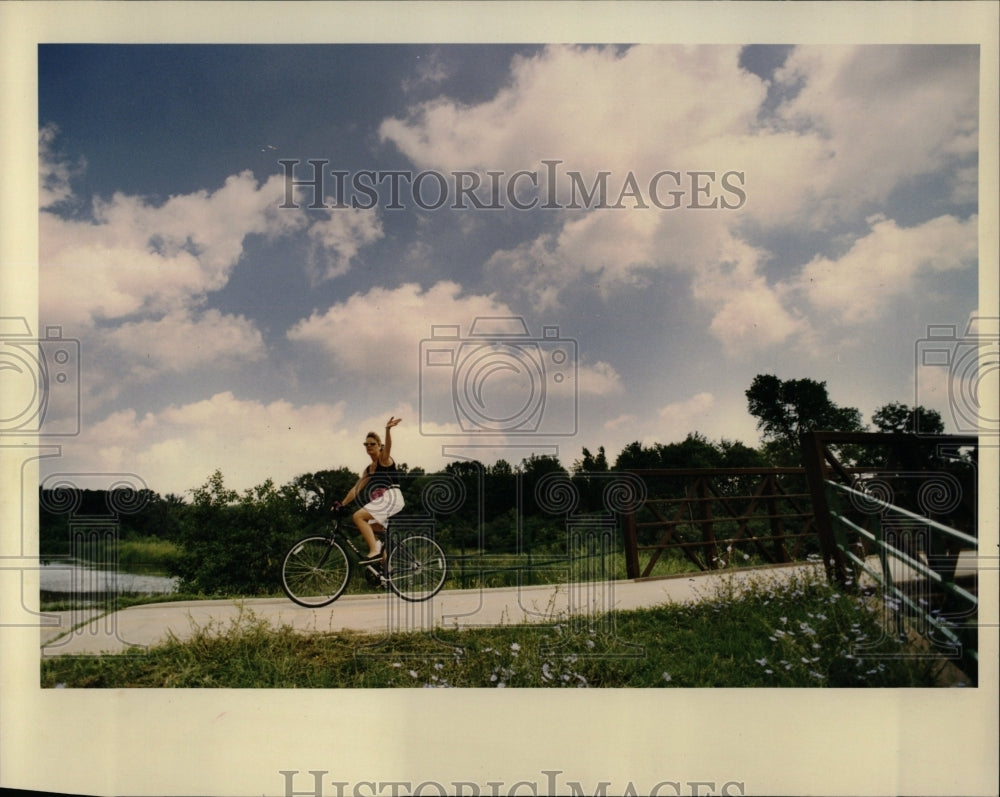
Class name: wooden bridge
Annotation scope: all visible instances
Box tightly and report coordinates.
[619,432,981,679]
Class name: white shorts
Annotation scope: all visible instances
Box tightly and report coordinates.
[363,486,405,528]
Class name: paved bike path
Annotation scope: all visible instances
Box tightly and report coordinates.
[41,563,820,656]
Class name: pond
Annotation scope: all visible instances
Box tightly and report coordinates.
[39,561,178,598]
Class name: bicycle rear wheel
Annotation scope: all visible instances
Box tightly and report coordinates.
[281,536,351,607]
[385,535,447,602]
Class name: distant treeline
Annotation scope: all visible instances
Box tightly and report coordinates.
[37,378,976,596]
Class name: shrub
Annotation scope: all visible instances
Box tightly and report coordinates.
[171,470,304,595]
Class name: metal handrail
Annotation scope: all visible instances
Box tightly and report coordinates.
[823,477,978,670]
[827,479,978,547]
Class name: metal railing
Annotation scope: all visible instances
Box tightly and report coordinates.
[825,478,978,670]
[800,431,979,679]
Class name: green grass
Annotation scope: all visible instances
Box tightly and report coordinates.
[117,537,182,572]
[40,569,962,688]
[443,548,715,589]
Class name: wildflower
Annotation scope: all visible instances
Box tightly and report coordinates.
[510,642,521,652]
[391,662,403,668]
[408,670,419,679]
[663,672,672,682]
[755,658,768,666]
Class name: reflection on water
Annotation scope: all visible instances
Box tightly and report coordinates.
[39,561,178,595]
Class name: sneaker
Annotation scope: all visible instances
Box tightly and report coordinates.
[358,541,384,565]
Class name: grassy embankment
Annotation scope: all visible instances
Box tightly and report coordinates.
[41,568,965,688]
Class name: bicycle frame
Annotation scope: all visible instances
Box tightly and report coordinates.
[330,519,389,584]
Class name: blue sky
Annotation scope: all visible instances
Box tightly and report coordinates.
[35,42,984,496]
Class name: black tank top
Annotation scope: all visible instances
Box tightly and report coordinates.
[367,459,400,491]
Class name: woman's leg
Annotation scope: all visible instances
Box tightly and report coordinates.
[352,508,381,556]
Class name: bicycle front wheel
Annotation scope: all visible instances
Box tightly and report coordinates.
[281,536,351,607]
[386,535,448,602]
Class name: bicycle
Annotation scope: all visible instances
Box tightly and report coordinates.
[280,512,448,607]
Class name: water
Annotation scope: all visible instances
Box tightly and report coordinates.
[39,561,178,595]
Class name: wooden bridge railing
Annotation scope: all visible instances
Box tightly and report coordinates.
[621,468,819,579]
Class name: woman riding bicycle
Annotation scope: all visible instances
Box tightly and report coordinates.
[333,416,404,565]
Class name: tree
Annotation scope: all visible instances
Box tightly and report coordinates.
[484,459,516,519]
[657,432,725,469]
[289,468,357,514]
[173,470,303,595]
[716,438,768,469]
[614,441,663,470]
[869,402,951,470]
[746,374,865,465]
[872,402,945,435]
[572,446,609,474]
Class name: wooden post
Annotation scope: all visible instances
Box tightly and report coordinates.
[765,475,790,563]
[800,431,848,584]
[623,510,639,579]
[698,476,718,569]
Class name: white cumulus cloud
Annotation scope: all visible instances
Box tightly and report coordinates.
[77,392,351,496]
[789,214,978,324]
